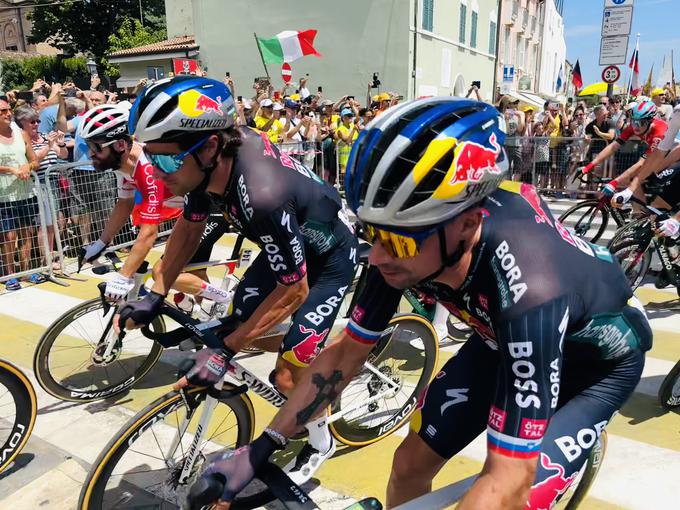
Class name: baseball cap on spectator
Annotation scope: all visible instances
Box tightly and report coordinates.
[285,99,300,109]
[260,98,274,108]
[320,99,333,107]
[521,105,535,113]
[273,102,284,111]
[651,88,665,98]
[340,108,354,117]
[378,93,390,102]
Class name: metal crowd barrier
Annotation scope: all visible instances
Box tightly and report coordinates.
[43,161,177,276]
[0,172,56,293]
[505,136,646,195]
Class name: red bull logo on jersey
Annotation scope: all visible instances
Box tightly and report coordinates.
[285,325,329,367]
[450,133,502,185]
[519,183,553,227]
[178,89,225,118]
[526,453,579,510]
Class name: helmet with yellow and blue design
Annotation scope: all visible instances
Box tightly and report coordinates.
[345,97,508,230]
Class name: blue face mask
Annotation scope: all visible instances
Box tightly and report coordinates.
[145,136,210,174]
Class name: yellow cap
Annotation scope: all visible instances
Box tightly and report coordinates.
[290,93,300,101]
[651,88,665,97]
[372,94,380,102]
[521,105,536,112]
[378,92,391,101]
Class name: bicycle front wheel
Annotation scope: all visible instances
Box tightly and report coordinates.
[330,314,439,446]
[558,200,609,243]
[0,359,37,474]
[34,298,166,402]
[79,385,255,509]
[658,359,680,409]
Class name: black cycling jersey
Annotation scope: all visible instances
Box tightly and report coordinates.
[347,181,651,459]
[184,127,355,285]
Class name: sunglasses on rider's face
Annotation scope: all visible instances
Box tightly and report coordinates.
[145,136,210,174]
[631,119,651,129]
[361,222,436,259]
[86,139,118,154]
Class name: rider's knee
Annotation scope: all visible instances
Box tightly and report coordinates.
[271,367,295,395]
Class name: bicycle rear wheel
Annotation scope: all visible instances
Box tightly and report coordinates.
[609,237,653,290]
[330,314,438,446]
[558,200,609,243]
[0,359,37,474]
[34,297,166,402]
[78,385,262,509]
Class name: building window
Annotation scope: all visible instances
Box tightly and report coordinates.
[147,66,165,80]
[503,26,511,62]
[459,3,467,44]
[489,20,497,54]
[422,0,434,31]
[470,10,478,48]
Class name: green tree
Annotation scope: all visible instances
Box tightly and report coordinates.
[105,17,165,77]
[0,58,25,91]
[28,0,166,68]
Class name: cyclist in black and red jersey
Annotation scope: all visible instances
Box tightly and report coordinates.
[187,97,651,510]
[580,100,680,210]
[118,76,358,482]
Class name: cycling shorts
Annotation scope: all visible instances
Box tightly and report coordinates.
[647,162,680,207]
[230,235,358,367]
[411,318,645,508]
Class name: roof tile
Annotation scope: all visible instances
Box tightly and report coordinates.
[108,35,198,57]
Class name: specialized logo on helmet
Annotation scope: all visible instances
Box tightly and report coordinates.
[450,133,502,185]
[178,89,225,118]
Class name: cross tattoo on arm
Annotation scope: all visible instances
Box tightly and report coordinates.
[296,370,343,426]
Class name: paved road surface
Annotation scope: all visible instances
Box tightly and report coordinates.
[0,199,679,510]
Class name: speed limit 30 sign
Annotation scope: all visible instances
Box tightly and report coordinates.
[602,65,621,84]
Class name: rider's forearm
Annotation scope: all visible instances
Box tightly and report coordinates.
[119,223,157,278]
[269,332,374,436]
[588,142,618,169]
[100,199,135,244]
[226,279,309,351]
[151,217,206,296]
[614,159,644,188]
[458,472,531,510]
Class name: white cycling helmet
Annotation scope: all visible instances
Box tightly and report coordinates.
[129,75,236,143]
[345,97,508,230]
[80,104,130,141]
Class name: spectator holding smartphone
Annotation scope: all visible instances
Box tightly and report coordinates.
[335,108,358,184]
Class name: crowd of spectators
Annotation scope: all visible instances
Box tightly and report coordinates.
[0,69,677,289]
[498,83,678,195]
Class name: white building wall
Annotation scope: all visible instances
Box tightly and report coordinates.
[537,0,566,97]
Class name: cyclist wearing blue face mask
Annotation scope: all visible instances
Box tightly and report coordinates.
[119,76,358,483]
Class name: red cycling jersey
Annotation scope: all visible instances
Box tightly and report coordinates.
[616,118,668,157]
[115,152,183,225]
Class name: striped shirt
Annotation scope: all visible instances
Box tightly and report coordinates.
[31,133,60,182]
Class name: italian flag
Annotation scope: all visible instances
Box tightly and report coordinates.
[256,30,321,64]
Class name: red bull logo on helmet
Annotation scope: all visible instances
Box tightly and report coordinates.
[178,89,225,118]
[285,325,330,367]
[449,132,502,185]
[526,453,579,510]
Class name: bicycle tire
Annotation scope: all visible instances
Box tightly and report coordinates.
[563,430,608,510]
[34,297,166,402]
[78,384,266,510]
[608,237,653,291]
[558,200,609,244]
[658,359,680,409]
[0,359,37,474]
[330,314,439,446]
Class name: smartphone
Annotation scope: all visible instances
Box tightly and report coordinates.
[118,93,130,101]
[372,72,381,88]
[318,86,323,93]
[237,95,243,102]
[16,91,33,101]
[273,91,281,100]
[226,71,230,78]
[471,80,481,89]
[397,94,404,101]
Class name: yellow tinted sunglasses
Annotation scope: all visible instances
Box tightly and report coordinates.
[362,224,422,259]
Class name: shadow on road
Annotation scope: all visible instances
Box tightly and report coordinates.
[0,452,35,480]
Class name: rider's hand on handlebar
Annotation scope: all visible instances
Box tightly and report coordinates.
[104,273,134,303]
[173,346,236,391]
[611,188,633,209]
[601,180,618,198]
[78,239,107,271]
[581,162,595,175]
[116,290,165,333]
[188,434,280,509]
[657,218,680,239]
